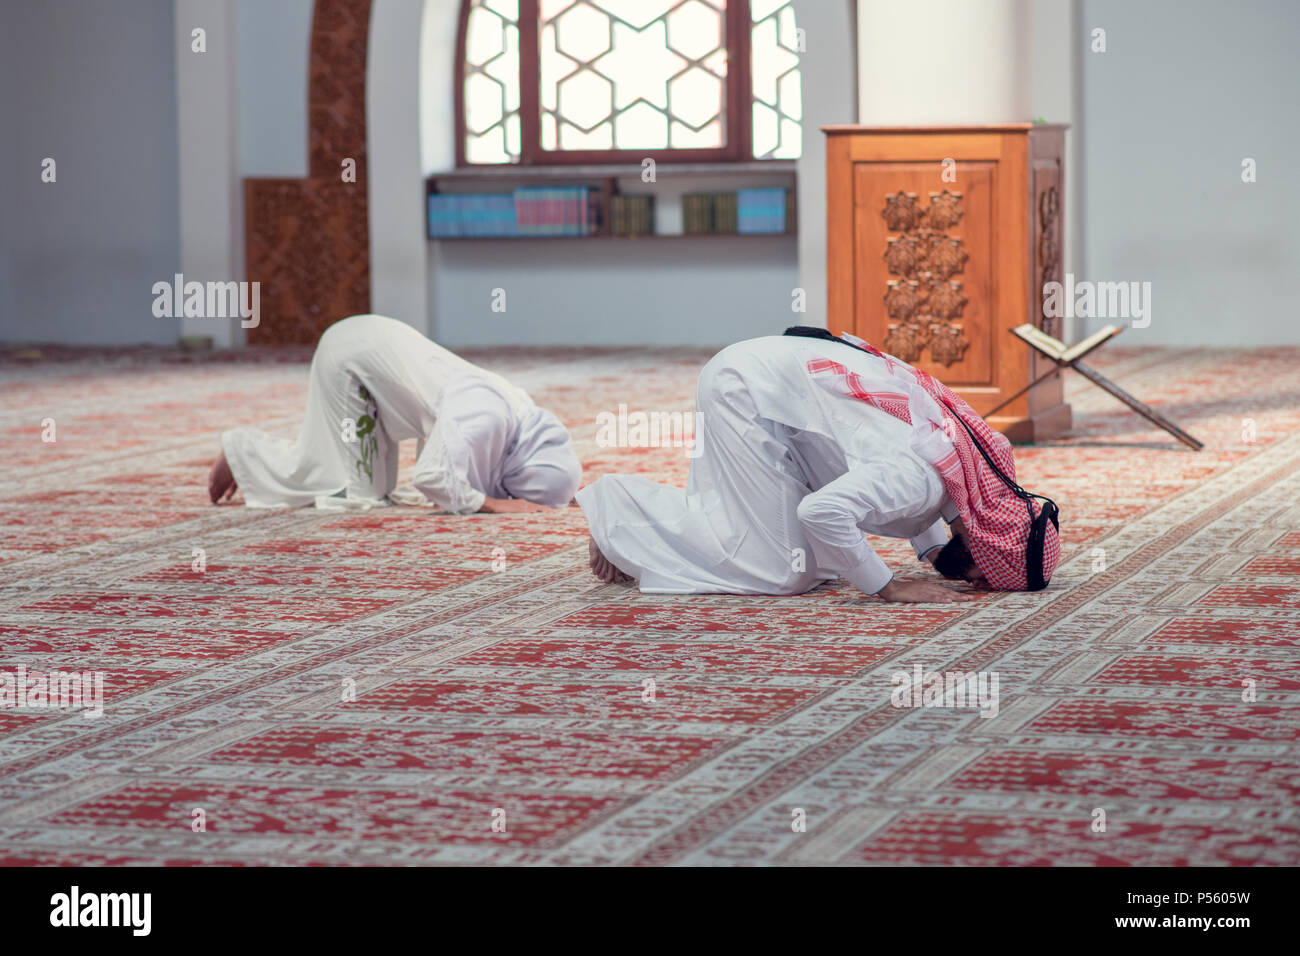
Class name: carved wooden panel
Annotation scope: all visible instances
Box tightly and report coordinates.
[851,162,993,386]
[826,125,1072,441]
[1033,162,1063,338]
[244,179,370,345]
[1024,127,1068,425]
[245,0,372,345]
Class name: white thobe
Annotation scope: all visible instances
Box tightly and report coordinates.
[222,314,581,512]
[577,335,958,596]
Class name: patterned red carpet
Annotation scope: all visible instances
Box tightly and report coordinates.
[1,343,1298,866]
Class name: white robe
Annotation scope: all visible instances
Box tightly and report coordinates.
[577,335,958,596]
[222,314,581,512]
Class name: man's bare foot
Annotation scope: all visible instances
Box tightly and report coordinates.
[588,536,632,584]
[208,452,237,504]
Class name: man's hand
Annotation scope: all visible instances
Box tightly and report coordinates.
[480,496,550,514]
[877,578,978,603]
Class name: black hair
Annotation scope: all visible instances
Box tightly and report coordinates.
[933,535,977,580]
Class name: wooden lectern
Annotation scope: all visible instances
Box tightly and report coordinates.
[824,124,1071,442]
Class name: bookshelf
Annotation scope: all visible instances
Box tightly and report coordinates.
[426,162,798,241]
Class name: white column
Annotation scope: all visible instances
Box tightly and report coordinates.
[367,0,431,334]
[421,0,461,341]
[794,0,857,329]
[857,0,1033,124]
[1030,0,1080,343]
[174,0,242,348]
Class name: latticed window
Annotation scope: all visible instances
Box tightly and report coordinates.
[457,0,802,165]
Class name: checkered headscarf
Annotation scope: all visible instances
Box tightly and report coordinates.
[804,341,1059,591]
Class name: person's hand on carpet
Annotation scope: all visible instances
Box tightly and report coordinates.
[208,452,238,504]
[589,536,633,584]
[480,496,551,514]
[877,578,978,603]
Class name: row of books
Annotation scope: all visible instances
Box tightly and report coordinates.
[429,187,792,238]
[514,186,594,236]
[428,186,595,238]
[684,188,793,235]
[610,195,655,237]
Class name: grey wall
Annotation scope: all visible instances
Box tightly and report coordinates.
[430,234,800,348]
[794,0,856,331]
[1079,0,1300,345]
[0,0,181,346]
[236,0,312,178]
[0,9,15,338]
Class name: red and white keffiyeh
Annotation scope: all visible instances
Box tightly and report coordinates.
[805,340,1059,591]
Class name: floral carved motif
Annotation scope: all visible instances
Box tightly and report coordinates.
[884,280,922,320]
[883,236,923,277]
[883,322,932,363]
[881,191,923,232]
[923,278,968,320]
[927,324,970,366]
[925,190,964,230]
[879,189,970,367]
[924,235,969,280]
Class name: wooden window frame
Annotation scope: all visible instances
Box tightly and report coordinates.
[455,0,754,167]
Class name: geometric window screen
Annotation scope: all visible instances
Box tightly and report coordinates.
[540,0,730,153]
[463,0,523,164]
[750,0,801,160]
[460,0,801,164]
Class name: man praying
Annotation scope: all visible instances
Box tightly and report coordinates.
[580,328,1059,604]
[208,313,581,514]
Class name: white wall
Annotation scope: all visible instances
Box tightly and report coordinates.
[237,0,313,178]
[0,0,181,346]
[176,0,241,348]
[0,0,311,347]
[857,0,1032,125]
[430,235,799,347]
[1079,0,1300,345]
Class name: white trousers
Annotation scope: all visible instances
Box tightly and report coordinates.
[577,359,831,595]
[222,340,399,508]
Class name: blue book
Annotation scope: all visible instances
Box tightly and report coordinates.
[738,188,787,234]
[430,193,519,238]
[429,194,459,238]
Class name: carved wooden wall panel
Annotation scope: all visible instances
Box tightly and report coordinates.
[245,0,372,346]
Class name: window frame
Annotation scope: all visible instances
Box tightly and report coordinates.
[455,0,758,167]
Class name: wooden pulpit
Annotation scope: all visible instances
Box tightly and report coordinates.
[824,123,1071,442]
